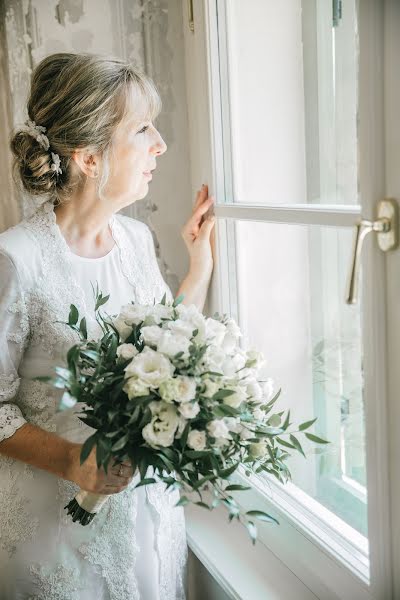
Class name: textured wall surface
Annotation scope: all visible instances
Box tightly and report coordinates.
[0,0,192,292]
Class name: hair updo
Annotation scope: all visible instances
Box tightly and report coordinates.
[9,52,161,204]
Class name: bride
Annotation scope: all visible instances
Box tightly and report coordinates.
[0,52,215,599]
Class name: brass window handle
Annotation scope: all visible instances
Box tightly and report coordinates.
[346,199,398,304]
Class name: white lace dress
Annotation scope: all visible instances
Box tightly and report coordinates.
[0,200,188,600]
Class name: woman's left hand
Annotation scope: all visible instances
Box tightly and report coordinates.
[181,184,216,279]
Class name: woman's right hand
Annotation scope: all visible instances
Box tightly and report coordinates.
[64,443,137,494]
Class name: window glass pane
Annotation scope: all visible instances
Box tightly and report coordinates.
[221,0,358,205]
[234,219,367,535]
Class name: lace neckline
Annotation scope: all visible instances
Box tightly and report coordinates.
[42,201,118,261]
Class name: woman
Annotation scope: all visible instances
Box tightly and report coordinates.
[0,52,215,599]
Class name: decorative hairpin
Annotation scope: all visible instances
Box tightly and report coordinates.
[24,119,62,175]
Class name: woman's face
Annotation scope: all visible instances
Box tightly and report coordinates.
[101,107,167,210]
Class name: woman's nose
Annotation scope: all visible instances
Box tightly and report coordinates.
[152,132,167,156]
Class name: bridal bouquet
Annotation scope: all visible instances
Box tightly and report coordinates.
[42,289,327,542]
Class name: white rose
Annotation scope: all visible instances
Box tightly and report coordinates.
[113,316,132,342]
[117,343,139,360]
[223,386,247,408]
[207,419,232,440]
[159,375,196,404]
[249,440,268,458]
[187,429,207,451]
[123,378,150,399]
[124,347,174,388]
[157,331,191,360]
[142,403,179,448]
[178,401,200,419]
[202,378,220,398]
[246,380,263,403]
[141,325,164,347]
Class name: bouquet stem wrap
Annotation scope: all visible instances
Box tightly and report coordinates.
[64,490,110,525]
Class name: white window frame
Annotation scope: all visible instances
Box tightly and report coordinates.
[182,1,398,598]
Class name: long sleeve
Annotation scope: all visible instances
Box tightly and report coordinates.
[0,250,29,442]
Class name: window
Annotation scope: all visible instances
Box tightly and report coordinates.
[183,0,398,597]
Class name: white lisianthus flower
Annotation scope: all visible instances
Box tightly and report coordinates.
[249,440,268,458]
[143,303,174,326]
[262,378,275,401]
[252,407,266,422]
[246,349,266,370]
[123,378,150,399]
[167,319,196,339]
[207,419,232,440]
[203,346,226,372]
[141,325,164,347]
[178,401,200,419]
[142,402,180,448]
[187,429,207,451]
[157,331,191,360]
[214,436,231,448]
[205,318,226,345]
[175,304,207,343]
[246,380,263,403]
[124,346,174,387]
[223,386,247,408]
[116,343,139,361]
[226,318,242,339]
[159,375,197,404]
[221,350,247,377]
[202,378,220,398]
[223,416,242,433]
[239,424,254,441]
[113,316,132,342]
[119,303,149,326]
[175,415,188,439]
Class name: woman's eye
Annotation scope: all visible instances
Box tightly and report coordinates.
[138,125,149,134]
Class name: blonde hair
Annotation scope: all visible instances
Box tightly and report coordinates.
[10,52,161,204]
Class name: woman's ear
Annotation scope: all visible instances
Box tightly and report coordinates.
[71,148,99,179]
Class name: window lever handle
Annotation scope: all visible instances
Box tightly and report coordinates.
[346,198,398,305]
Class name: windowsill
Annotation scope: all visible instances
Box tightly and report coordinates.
[185,502,318,600]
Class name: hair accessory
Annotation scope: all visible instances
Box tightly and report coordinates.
[24,118,62,176]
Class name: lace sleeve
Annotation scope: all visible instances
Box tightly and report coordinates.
[145,226,174,304]
[0,250,29,442]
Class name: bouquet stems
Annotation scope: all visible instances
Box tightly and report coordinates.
[64,490,110,526]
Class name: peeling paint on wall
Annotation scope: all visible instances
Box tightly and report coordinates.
[1,0,191,292]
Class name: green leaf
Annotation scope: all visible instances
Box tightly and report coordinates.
[195,501,211,510]
[212,389,235,400]
[80,434,97,465]
[299,418,318,431]
[289,434,306,457]
[160,292,167,306]
[174,495,190,507]
[173,294,185,307]
[218,462,240,478]
[133,477,157,488]
[95,294,110,311]
[276,436,295,450]
[111,433,130,452]
[68,304,79,326]
[225,484,251,491]
[305,432,330,444]
[79,317,87,339]
[282,410,291,430]
[245,510,279,525]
